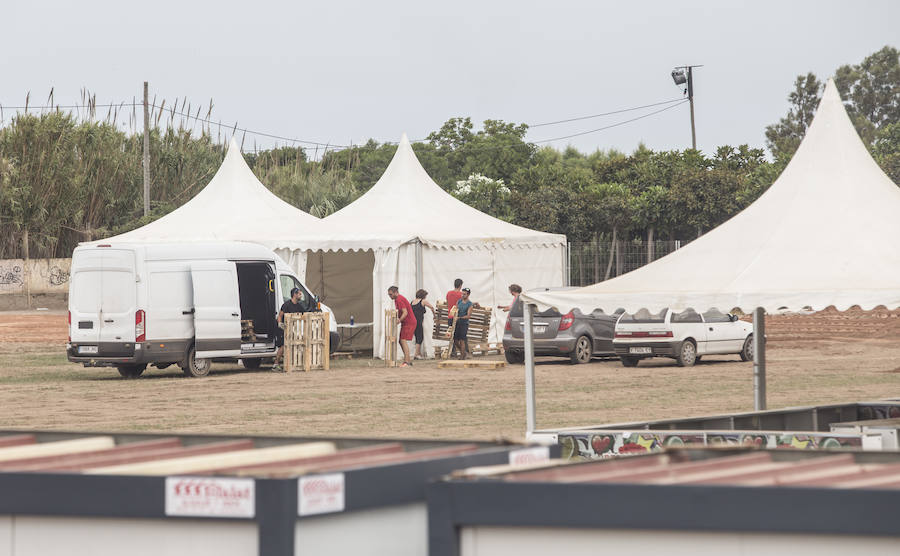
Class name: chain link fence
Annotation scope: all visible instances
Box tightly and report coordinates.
[567,239,687,287]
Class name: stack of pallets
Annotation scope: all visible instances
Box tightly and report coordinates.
[241,320,257,342]
[432,301,496,358]
[283,313,330,372]
[384,309,399,367]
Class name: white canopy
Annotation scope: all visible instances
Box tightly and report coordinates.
[523,79,900,315]
[105,138,319,253]
[286,134,567,356]
[297,133,565,251]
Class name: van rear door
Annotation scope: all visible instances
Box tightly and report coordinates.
[98,249,138,344]
[69,248,136,348]
[190,261,241,358]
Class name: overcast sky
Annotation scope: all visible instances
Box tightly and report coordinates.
[2,0,898,157]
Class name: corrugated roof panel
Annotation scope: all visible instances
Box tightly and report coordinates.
[220,442,405,476]
[28,439,255,472]
[0,437,115,463]
[0,434,35,448]
[0,438,182,471]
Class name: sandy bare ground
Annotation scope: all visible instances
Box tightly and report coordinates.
[0,309,899,441]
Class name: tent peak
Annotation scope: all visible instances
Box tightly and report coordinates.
[227,136,241,153]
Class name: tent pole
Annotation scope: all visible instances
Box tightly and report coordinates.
[524,303,536,435]
[414,240,423,292]
[753,307,767,411]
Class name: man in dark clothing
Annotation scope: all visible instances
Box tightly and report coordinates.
[453,288,474,360]
[273,287,306,371]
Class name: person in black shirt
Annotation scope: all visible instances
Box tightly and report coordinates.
[273,287,306,371]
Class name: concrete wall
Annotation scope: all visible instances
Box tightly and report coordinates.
[0,258,71,296]
[0,258,70,310]
[0,515,256,556]
[460,527,900,556]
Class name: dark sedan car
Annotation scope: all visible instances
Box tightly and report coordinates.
[502,293,620,364]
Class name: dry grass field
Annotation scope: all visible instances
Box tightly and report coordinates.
[0,309,899,441]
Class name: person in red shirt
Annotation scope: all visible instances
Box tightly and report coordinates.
[445,278,464,357]
[388,286,417,367]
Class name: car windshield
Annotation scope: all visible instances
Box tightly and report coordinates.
[618,308,667,323]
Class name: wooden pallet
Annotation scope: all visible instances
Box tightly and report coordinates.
[331,351,354,360]
[384,309,399,367]
[241,319,257,342]
[436,342,505,359]
[284,312,330,372]
[437,360,506,370]
[433,301,493,359]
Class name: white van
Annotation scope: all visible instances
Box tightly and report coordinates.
[66,241,338,378]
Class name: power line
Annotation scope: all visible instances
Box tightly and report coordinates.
[528,98,685,128]
[531,100,689,144]
[149,103,350,149]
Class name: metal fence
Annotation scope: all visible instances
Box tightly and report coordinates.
[567,239,686,287]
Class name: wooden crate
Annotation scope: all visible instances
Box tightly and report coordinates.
[432,301,493,357]
[384,309,399,367]
[284,312,330,372]
[241,319,257,342]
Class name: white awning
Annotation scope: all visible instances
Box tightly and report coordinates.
[522,79,900,315]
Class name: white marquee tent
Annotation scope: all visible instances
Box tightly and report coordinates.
[521,79,900,427]
[283,134,567,357]
[105,138,319,273]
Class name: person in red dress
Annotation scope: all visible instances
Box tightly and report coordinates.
[388,286,417,367]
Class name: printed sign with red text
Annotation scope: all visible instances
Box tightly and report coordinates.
[165,477,255,518]
[298,473,345,516]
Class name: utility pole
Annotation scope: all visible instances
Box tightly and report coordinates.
[671,65,702,150]
[687,66,697,150]
[142,81,150,217]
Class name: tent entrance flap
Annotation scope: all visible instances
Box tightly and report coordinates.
[306,250,375,350]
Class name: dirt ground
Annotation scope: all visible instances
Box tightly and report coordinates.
[0,308,899,441]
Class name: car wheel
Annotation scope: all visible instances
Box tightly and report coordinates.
[570,336,592,364]
[117,364,146,379]
[505,350,524,364]
[740,334,754,361]
[183,347,211,378]
[620,356,639,367]
[676,339,697,367]
[242,358,262,369]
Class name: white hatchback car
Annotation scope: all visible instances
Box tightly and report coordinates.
[613,308,753,367]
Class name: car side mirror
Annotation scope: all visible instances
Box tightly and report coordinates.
[729,314,739,322]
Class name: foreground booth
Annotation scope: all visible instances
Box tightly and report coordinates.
[0,430,554,556]
[521,79,900,428]
[284,134,567,357]
[105,139,319,275]
[427,447,900,556]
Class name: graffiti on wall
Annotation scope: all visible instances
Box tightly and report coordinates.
[45,265,70,286]
[0,265,23,286]
[0,259,72,295]
[559,430,863,459]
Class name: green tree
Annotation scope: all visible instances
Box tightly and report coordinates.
[765,73,823,161]
[835,45,900,144]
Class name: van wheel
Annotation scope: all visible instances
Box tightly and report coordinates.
[242,358,262,369]
[676,340,697,367]
[570,336,592,364]
[740,334,754,361]
[183,347,211,378]
[620,356,639,367]
[117,364,146,379]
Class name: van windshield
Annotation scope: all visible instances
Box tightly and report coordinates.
[619,308,667,323]
[280,275,313,311]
